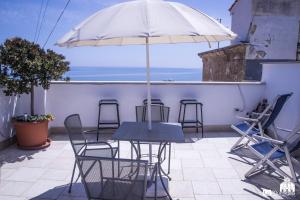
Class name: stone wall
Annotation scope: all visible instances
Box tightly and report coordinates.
[199,44,247,82]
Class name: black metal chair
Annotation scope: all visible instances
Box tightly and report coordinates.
[134,104,172,174]
[136,104,169,123]
[64,114,118,193]
[76,155,148,200]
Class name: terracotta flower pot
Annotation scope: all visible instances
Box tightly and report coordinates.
[13,120,51,150]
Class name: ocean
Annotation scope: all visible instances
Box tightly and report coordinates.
[65,66,202,81]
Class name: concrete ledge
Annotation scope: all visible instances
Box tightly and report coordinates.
[51,80,264,86]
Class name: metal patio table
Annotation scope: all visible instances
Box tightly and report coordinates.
[112,122,185,200]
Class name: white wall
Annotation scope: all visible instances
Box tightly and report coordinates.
[0,92,30,142]
[231,0,300,60]
[261,62,300,133]
[246,16,299,60]
[45,82,265,128]
[230,0,253,44]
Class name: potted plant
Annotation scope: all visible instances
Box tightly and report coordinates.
[0,37,70,149]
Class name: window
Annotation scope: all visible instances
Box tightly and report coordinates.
[297,22,300,61]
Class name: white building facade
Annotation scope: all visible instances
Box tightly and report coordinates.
[229,0,300,80]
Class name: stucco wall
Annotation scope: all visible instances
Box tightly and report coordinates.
[44,82,265,128]
[231,0,300,60]
[247,16,299,60]
[230,0,253,44]
[0,92,30,142]
[261,62,300,134]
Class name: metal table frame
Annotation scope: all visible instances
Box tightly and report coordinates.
[113,122,184,200]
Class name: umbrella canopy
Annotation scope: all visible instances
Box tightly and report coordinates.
[57,0,236,47]
[57,0,237,130]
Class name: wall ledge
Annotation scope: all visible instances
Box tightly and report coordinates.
[261,61,300,65]
[51,80,264,86]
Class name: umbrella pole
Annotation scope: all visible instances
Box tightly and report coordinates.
[146,37,152,130]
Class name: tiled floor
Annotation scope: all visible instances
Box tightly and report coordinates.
[0,131,299,200]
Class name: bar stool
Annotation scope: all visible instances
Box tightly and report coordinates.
[97,99,120,141]
[178,99,204,137]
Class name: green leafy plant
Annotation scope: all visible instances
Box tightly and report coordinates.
[13,114,55,122]
[0,37,70,116]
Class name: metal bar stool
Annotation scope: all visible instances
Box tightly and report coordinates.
[178,99,204,138]
[97,99,120,141]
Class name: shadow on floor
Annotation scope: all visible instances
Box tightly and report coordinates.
[29,182,87,200]
[230,147,300,200]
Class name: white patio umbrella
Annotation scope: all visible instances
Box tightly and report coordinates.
[57,0,236,130]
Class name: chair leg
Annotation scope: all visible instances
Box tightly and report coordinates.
[68,161,77,193]
[168,143,171,174]
[178,103,182,123]
[230,135,246,151]
[97,104,102,141]
[196,104,199,133]
[131,145,133,160]
[116,104,120,127]
[200,105,204,138]
[245,157,267,178]
[245,147,278,178]
[285,147,297,183]
[182,104,187,129]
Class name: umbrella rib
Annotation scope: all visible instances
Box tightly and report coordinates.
[203,35,212,48]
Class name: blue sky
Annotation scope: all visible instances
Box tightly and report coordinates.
[0,0,234,68]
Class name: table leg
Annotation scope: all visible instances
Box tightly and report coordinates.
[130,141,141,159]
[157,142,172,200]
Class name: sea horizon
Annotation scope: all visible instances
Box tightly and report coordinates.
[66,66,203,81]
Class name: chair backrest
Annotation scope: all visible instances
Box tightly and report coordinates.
[77,156,148,200]
[262,93,292,130]
[282,123,300,152]
[64,114,86,155]
[143,98,164,105]
[136,104,170,122]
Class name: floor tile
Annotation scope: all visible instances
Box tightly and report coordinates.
[169,181,194,198]
[0,181,33,196]
[212,168,239,179]
[218,179,258,195]
[183,168,216,181]
[5,167,46,182]
[192,181,222,195]
[181,159,204,168]
[195,194,232,200]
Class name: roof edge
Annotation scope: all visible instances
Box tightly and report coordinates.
[229,0,239,12]
[198,43,249,57]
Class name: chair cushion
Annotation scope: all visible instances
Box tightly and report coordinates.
[234,122,260,136]
[251,141,285,160]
